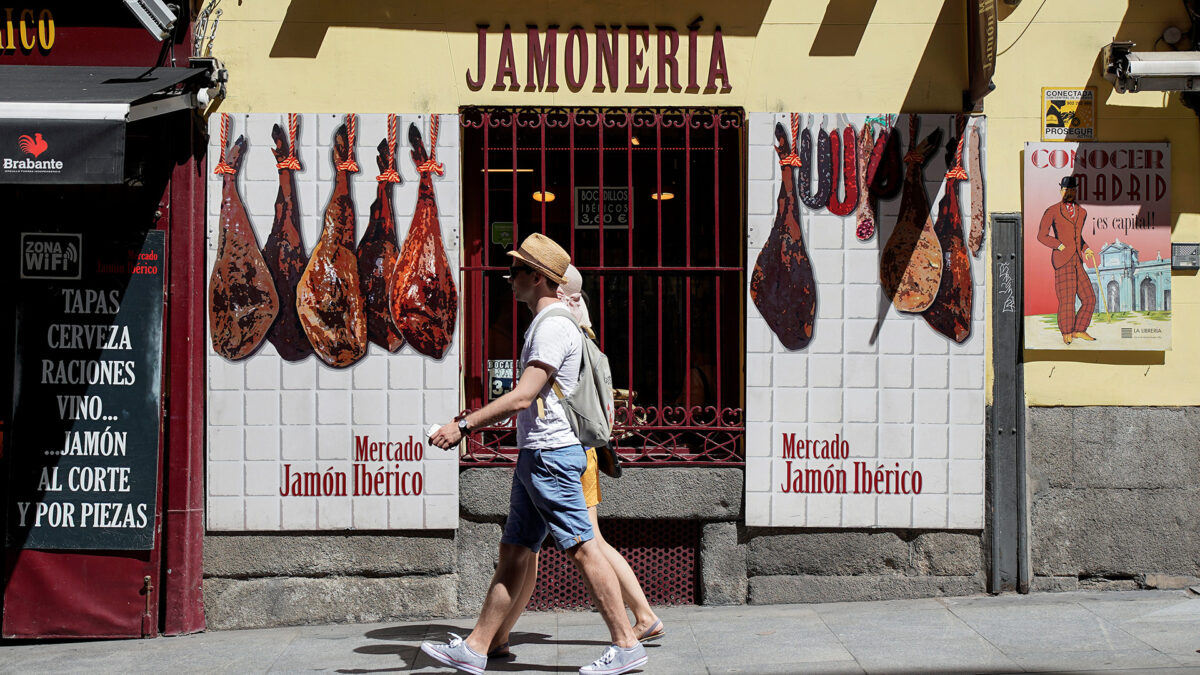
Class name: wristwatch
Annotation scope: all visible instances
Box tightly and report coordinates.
[457,417,471,435]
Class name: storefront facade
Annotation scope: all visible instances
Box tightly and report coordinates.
[101,0,1200,629]
[0,4,213,636]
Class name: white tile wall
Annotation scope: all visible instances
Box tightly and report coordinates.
[206,113,461,531]
[745,113,986,529]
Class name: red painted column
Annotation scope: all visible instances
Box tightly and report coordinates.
[161,113,207,636]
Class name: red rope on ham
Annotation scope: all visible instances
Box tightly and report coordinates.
[213,113,236,175]
[778,112,802,167]
[276,113,302,171]
[945,125,968,180]
[376,113,402,183]
[336,113,360,173]
[416,114,445,175]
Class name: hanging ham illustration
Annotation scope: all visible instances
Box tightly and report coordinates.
[827,121,857,217]
[967,124,985,257]
[209,114,280,360]
[750,117,817,350]
[880,116,943,313]
[853,122,877,241]
[296,115,368,367]
[389,117,458,360]
[922,132,974,343]
[262,113,314,361]
[357,115,405,353]
[799,117,832,211]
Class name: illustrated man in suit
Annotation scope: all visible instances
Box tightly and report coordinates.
[1036,175,1096,344]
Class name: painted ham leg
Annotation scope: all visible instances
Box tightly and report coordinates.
[262,114,314,361]
[922,137,973,343]
[879,116,943,313]
[296,118,368,367]
[750,120,817,350]
[357,119,405,353]
[967,124,985,257]
[209,115,279,360]
[389,119,458,360]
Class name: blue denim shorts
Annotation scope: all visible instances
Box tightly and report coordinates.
[500,444,594,553]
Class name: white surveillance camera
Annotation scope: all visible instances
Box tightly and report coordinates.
[123,0,177,42]
[1104,41,1200,93]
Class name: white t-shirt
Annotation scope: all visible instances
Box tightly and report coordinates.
[516,303,582,449]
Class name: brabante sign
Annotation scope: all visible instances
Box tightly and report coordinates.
[467,23,732,93]
[0,119,124,184]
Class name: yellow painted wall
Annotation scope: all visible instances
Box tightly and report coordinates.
[989,0,1200,405]
[213,0,964,112]
[213,0,1200,406]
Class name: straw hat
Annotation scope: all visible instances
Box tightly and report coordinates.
[507,233,570,285]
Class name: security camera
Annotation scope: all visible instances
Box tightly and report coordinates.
[123,0,177,41]
[1103,40,1200,93]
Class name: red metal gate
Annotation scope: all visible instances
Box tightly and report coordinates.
[459,107,746,465]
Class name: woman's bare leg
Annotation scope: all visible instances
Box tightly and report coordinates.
[589,506,660,634]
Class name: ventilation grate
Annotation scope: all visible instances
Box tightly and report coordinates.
[526,518,699,611]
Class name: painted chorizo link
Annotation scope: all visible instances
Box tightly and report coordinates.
[854,122,876,241]
[827,125,857,217]
[799,123,832,211]
[869,124,903,199]
[967,124,985,257]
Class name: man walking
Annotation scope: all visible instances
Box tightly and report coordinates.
[1036,175,1096,344]
[422,233,647,675]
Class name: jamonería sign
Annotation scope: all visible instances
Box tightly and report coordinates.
[467,23,732,93]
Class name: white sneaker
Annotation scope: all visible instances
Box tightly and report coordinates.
[579,643,648,675]
[420,632,487,675]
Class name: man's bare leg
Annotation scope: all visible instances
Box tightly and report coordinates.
[488,553,539,653]
[566,538,637,648]
[464,542,536,655]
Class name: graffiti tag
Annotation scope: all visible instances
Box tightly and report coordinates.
[998,261,1015,313]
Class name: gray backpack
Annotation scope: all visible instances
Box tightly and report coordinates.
[536,307,615,450]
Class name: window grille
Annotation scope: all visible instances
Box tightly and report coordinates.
[459,107,745,465]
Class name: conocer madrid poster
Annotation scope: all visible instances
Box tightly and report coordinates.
[1022,142,1171,351]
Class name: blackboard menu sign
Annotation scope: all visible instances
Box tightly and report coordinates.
[6,230,165,550]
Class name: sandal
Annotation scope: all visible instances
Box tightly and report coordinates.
[637,619,666,642]
[486,642,511,659]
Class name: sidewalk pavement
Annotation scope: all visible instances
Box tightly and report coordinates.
[1,590,1198,673]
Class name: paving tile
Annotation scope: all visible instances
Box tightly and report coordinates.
[1077,595,1196,623]
[1116,621,1200,665]
[851,639,1019,674]
[1004,648,1180,672]
[693,614,854,669]
[709,662,866,674]
[819,606,981,645]
[947,602,1153,654]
